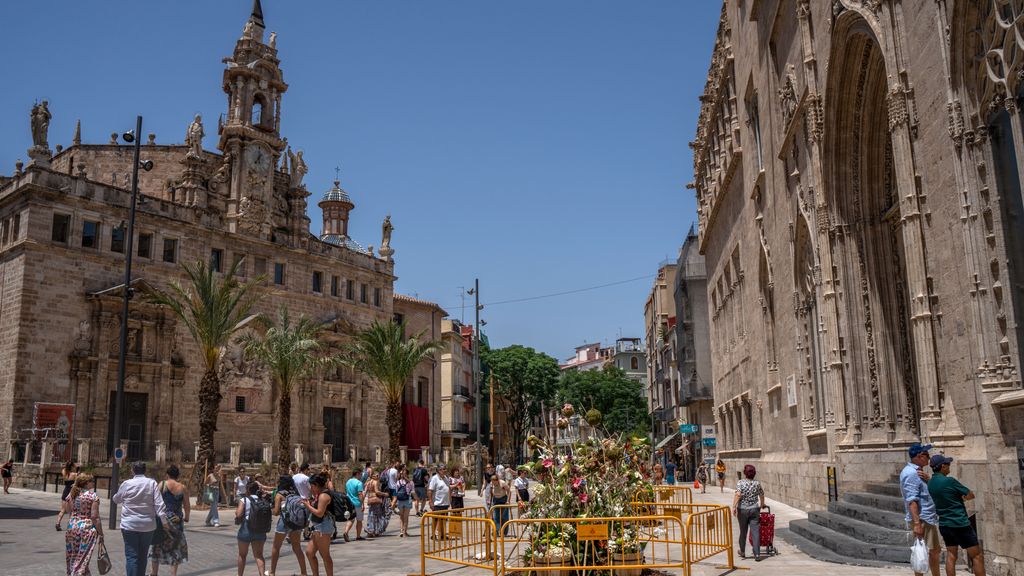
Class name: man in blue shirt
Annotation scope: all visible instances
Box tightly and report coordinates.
[899,443,941,576]
[342,468,365,541]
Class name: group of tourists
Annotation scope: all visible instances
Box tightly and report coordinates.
[900,443,985,576]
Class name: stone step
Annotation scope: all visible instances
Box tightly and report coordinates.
[807,510,907,545]
[778,527,902,569]
[828,500,906,531]
[789,519,910,564]
[842,491,906,514]
[863,482,902,498]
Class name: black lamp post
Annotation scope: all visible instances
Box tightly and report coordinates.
[108,115,153,528]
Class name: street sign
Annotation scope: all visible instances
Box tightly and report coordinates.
[680,424,699,434]
[701,425,716,438]
[113,447,125,464]
[702,438,717,447]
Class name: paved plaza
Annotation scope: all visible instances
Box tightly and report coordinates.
[0,483,935,576]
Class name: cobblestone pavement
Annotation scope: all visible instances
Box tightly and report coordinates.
[0,484,930,576]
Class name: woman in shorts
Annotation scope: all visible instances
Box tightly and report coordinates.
[302,474,334,576]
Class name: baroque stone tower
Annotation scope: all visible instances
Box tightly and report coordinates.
[217,0,293,240]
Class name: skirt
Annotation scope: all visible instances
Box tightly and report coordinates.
[65,519,98,576]
[366,502,392,535]
[149,515,188,566]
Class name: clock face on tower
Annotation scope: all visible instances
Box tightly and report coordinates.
[246,144,271,173]
[244,144,272,200]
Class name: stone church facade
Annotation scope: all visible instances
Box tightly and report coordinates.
[691,1,1023,572]
[0,3,410,468]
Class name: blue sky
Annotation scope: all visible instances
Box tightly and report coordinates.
[0,1,718,360]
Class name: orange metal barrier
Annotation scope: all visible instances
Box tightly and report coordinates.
[683,505,736,574]
[420,506,498,576]
[496,514,687,576]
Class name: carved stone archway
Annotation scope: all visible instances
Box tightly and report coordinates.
[824,17,920,447]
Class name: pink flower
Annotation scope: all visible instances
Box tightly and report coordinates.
[572,477,584,489]
[542,458,554,469]
[578,492,589,503]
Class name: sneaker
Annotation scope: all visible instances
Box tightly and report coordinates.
[343,533,350,542]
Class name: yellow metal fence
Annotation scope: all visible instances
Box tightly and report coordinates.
[420,506,498,576]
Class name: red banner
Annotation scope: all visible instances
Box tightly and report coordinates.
[33,403,75,461]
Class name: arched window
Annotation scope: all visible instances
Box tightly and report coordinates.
[630,357,639,371]
[251,99,264,126]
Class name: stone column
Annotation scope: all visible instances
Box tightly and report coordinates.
[22,442,33,467]
[374,446,382,464]
[154,440,166,465]
[322,445,332,467]
[419,446,429,464]
[229,442,241,467]
[294,444,305,466]
[194,441,201,464]
[443,447,452,465]
[348,445,357,464]
[262,443,273,466]
[399,445,408,464]
[77,439,90,465]
[40,440,55,469]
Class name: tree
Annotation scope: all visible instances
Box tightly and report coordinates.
[485,345,560,465]
[147,258,264,487]
[237,308,336,469]
[557,366,649,437]
[340,320,440,461]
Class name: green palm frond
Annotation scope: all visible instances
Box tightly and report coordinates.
[147,258,265,369]
[340,319,441,403]
[237,307,337,394]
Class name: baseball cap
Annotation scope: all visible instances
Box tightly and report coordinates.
[929,454,953,470]
[908,443,932,458]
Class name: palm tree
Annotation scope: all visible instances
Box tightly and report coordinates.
[148,258,264,486]
[237,308,336,469]
[341,319,440,461]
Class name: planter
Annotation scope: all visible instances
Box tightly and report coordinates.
[532,551,574,576]
[610,551,645,576]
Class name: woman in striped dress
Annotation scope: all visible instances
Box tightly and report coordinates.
[63,474,103,576]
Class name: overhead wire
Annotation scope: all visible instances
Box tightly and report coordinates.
[436,273,656,311]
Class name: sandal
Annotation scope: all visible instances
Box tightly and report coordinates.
[55,523,62,531]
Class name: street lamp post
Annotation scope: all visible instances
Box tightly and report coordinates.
[108,115,151,528]
[471,279,483,495]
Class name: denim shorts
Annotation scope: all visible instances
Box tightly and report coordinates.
[396,498,413,510]
[237,521,267,543]
[310,515,336,536]
[275,516,300,535]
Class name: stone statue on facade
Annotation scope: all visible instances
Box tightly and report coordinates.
[30,100,52,148]
[186,114,205,159]
[287,147,307,189]
[211,152,231,192]
[269,32,277,49]
[778,68,798,125]
[379,215,395,260]
[73,320,92,355]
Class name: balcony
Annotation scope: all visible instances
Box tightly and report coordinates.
[441,423,470,437]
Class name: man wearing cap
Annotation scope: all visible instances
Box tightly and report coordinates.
[927,455,986,576]
[899,443,941,576]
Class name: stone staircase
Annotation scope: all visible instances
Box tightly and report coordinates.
[782,479,910,566]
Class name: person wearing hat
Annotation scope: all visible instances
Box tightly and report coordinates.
[926,455,985,576]
[900,443,942,576]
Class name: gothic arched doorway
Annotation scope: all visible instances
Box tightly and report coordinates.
[824,17,919,446]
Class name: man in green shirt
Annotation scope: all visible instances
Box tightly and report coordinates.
[926,455,985,576]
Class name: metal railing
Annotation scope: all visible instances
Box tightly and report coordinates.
[420,506,498,576]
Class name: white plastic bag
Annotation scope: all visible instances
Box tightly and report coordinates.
[910,537,929,573]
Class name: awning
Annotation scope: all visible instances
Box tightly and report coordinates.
[655,432,679,450]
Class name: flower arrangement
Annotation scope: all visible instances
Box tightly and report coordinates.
[521,408,652,568]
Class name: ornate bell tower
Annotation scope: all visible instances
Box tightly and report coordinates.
[218,0,289,238]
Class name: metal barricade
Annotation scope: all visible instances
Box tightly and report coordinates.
[497,514,687,576]
[630,502,737,576]
[420,506,498,576]
[634,485,693,506]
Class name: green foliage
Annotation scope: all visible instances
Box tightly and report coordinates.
[237,308,336,394]
[485,345,560,463]
[557,367,650,436]
[340,319,440,405]
[147,258,265,369]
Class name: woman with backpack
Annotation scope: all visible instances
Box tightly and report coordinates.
[302,474,334,576]
[391,467,413,537]
[235,480,269,576]
[269,475,307,576]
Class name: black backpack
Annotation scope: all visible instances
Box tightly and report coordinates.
[327,490,354,522]
[247,494,273,534]
[412,467,427,487]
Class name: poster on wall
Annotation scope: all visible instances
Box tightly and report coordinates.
[786,375,798,408]
[33,403,75,461]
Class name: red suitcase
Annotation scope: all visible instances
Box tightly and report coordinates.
[749,506,777,555]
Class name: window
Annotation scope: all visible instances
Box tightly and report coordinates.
[631,357,639,370]
[393,313,405,326]
[374,287,381,307]
[232,253,246,276]
[251,99,264,126]
[234,395,247,413]
[360,283,368,304]
[137,233,152,259]
[51,214,71,244]
[110,226,125,253]
[82,220,100,249]
[312,271,323,293]
[254,257,267,277]
[748,93,764,170]
[162,238,178,263]
[1,220,8,245]
[346,279,354,300]
[331,276,339,297]
[274,262,286,286]
[11,214,20,242]
[210,248,223,273]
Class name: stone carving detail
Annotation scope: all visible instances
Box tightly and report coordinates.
[378,215,394,260]
[887,85,909,131]
[779,66,799,126]
[287,147,307,190]
[30,100,52,149]
[805,92,824,142]
[946,100,964,148]
[237,196,269,235]
[186,114,205,159]
[73,320,93,355]
[211,152,231,193]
